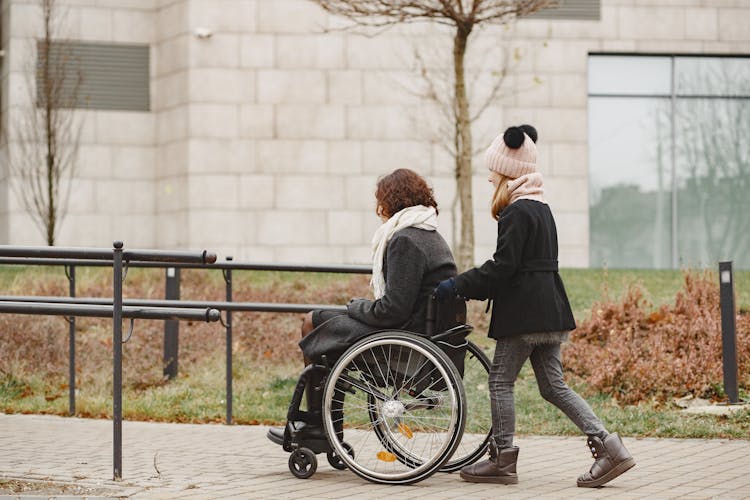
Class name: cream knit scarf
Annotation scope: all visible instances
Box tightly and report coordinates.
[371,205,438,299]
[507,172,547,205]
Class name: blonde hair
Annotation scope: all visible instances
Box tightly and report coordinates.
[490,174,512,220]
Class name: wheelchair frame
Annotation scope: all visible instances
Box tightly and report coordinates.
[274,298,492,485]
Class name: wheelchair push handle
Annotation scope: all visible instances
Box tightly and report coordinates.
[426,293,470,339]
[426,294,438,337]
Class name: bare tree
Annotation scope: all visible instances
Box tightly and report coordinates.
[6,0,81,245]
[411,37,543,256]
[310,0,552,270]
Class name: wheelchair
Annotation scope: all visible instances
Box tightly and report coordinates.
[270,297,492,485]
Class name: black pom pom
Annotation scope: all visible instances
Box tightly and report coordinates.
[503,127,525,149]
[519,124,538,143]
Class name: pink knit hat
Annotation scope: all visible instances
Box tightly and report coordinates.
[485,125,538,178]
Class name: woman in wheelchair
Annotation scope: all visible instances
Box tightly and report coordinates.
[267,168,462,480]
[299,168,457,364]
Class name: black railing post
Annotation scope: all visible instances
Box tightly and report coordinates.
[719,261,739,404]
[67,265,76,416]
[224,256,233,425]
[113,241,123,480]
[163,267,180,380]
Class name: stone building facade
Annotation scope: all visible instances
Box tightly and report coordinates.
[1,0,748,266]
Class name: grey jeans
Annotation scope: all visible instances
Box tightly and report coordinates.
[489,335,608,449]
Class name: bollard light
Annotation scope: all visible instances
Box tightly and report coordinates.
[718,261,739,404]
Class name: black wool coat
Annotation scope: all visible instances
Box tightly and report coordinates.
[453,199,576,339]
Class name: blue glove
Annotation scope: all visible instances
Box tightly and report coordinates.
[433,278,456,302]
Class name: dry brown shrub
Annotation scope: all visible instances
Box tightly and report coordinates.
[565,271,750,404]
[215,271,371,363]
[0,268,372,392]
[5,267,747,408]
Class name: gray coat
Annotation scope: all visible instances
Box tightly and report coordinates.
[299,227,456,363]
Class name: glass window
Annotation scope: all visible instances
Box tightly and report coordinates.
[589,97,672,268]
[588,54,750,269]
[588,56,672,96]
[676,57,750,96]
[675,97,750,268]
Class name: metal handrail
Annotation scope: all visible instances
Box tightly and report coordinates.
[0,295,348,314]
[0,242,222,481]
[0,245,371,480]
[0,245,217,264]
[0,255,370,419]
[0,245,113,260]
[0,300,220,322]
[0,256,367,272]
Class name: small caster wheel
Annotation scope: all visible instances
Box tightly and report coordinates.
[289,447,317,479]
[326,442,355,470]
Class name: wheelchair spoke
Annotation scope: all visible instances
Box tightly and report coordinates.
[373,344,391,392]
[338,372,390,402]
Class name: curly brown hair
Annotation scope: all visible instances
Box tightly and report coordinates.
[375,169,438,219]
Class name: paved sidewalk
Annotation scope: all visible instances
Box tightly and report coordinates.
[1,413,749,499]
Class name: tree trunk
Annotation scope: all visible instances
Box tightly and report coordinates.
[453,25,474,271]
[43,1,56,245]
[44,42,56,246]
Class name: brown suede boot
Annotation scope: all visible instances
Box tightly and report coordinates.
[460,443,519,484]
[577,433,635,488]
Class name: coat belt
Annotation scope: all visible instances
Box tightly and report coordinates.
[519,259,559,273]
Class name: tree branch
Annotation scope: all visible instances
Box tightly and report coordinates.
[312,0,456,25]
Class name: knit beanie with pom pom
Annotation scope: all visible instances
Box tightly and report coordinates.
[485,124,538,178]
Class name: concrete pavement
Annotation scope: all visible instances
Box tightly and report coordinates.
[1,413,749,499]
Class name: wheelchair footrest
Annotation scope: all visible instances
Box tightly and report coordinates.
[282,420,330,454]
[287,409,322,427]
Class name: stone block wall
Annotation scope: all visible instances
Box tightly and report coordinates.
[1,0,748,266]
[0,0,10,243]
[2,0,157,248]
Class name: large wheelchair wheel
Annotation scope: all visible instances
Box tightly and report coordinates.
[322,331,466,485]
[440,340,492,472]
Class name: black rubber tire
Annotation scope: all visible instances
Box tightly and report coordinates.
[289,447,317,479]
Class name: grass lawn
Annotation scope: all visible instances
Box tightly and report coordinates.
[1,265,749,439]
[4,348,748,439]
